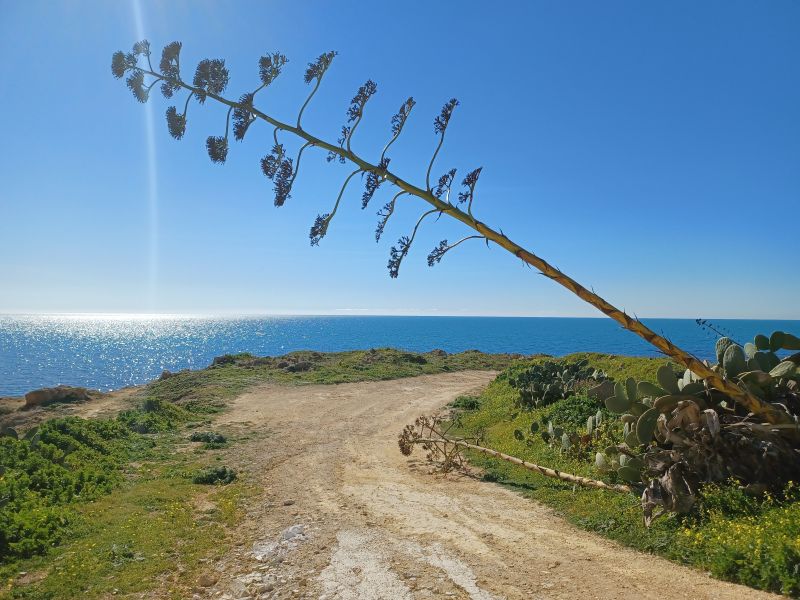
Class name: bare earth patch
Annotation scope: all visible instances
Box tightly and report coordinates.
[179,371,780,600]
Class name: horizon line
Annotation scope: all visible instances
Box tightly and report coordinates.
[0,311,797,321]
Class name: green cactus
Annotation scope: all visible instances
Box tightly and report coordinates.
[636,408,660,444]
[782,332,800,351]
[716,337,736,364]
[625,378,638,404]
[769,331,785,353]
[754,333,770,350]
[617,465,642,484]
[653,394,681,413]
[657,365,679,395]
[638,381,666,398]
[508,359,609,409]
[595,452,610,472]
[723,344,747,378]
[624,428,640,448]
[605,385,632,414]
[751,351,780,373]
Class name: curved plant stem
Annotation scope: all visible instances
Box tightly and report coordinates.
[346,115,362,154]
[375,191,407,242]
[442,235,483,255]
[425,133,445,192]
[287,142,312,191]
[380,129,402,163]
[328,168,361,221]
[408,209,438,246]
[182,91,194,115]
[132,67,789,425]
[297,77,322,129]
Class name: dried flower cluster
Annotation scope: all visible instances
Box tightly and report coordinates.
[304,51,337,84]
[433,169,457,199]
[362,158,390,209]
[260,143,294,206]
[434,98,459,134]
[165,106,186,139]
[259,52,288,86]
[111,40,488,278]
[391,97,416,137]
[309,213,331,246]
[232,93,255,141]
[159,41,182,97]
[374,195,399,242]
[388,236,412,279]
[193,59,229,103]
[347,80,378,122]
[205,136,228,163]
[427,240,450,266]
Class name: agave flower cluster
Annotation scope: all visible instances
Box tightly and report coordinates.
[111,39,488,280]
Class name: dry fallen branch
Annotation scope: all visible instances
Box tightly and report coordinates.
[399,415,631,494]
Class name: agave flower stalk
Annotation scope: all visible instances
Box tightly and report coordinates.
[111,41,790,425]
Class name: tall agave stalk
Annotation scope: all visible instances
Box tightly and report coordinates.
[111,41,789,425]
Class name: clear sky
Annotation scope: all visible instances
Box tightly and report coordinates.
[1,1,798,318]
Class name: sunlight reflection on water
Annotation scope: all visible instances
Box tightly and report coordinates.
[0,314,797,396]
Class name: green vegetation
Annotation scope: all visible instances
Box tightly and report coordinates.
[0,418,141,560]
[191,465,237,485]
[0,396,247,599]
[189,431,227,448]
[117,397,191,433]
[148,348,519,411]
[456,353,800,597]
[507,358,607,408]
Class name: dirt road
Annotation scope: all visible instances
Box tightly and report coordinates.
[196,371,779,600]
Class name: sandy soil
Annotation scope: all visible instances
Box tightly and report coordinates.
[186,371,780,600]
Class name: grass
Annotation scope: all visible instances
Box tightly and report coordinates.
[454,353,800,597]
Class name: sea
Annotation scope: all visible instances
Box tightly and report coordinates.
[0,314,798,397]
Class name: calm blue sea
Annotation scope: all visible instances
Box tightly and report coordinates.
[0,314,798,396]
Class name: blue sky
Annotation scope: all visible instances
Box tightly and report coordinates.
[1,1,798,318]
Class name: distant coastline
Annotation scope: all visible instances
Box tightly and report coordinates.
[1,315,798,396]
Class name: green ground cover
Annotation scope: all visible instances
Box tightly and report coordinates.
[1,348,516,599]
[454,353,800,597]
[0,397,248,599]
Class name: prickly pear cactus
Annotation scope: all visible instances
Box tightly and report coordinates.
[508,359,608,409]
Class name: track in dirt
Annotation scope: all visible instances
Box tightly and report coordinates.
[189,371,779,600]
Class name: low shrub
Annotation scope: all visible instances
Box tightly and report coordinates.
[0,417,134,560]
[189,431,227,448]
[450,395,481,411]
[192,466,236,485]
[117,397,188,433]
